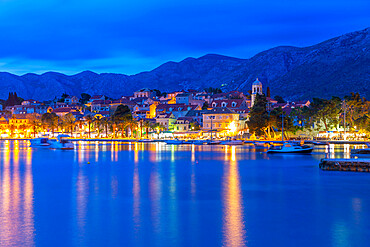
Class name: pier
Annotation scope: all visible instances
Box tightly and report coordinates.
[319,158,370,172]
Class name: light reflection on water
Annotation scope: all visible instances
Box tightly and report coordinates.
[0,141,369,246]
[0,140,35,247]
[222,146,246,247]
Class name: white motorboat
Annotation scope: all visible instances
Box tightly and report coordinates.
[165,139,184,145]
[267,142,313,153]
[50,135,74,150]
[30,137,52,148]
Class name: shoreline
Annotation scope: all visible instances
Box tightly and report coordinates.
[1,138,369,145]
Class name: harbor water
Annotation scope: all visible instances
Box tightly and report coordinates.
[0,140,370,246]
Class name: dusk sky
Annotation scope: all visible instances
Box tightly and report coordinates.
[0,0,368,75]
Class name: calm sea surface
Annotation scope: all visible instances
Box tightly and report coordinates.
[0,140,369,247]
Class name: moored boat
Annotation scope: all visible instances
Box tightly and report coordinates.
[50,135,74,150]
[30,137,52,148]
[267,142,313,153]
[165,139,184,145]
[206,140,221,145]
[351,143,370,155]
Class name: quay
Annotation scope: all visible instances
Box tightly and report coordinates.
[319,158,370,172]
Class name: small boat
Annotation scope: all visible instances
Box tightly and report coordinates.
[206,140,221,145]
[165,139,184,145]
[220,140,244,145]
[351,143,370,155]
[267,142,313,153]
[30,137,52,148]
[50,135,74,150]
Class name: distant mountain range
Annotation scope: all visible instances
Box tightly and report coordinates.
[0,27,368,101]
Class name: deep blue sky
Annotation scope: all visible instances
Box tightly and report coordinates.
[0,0,368,75]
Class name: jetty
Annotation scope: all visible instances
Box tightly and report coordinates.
[319,158,370,172]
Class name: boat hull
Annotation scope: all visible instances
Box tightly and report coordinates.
[30,138,52,148]
[165,141,184,145]
[50,143,75,150]
[267,148,313,153]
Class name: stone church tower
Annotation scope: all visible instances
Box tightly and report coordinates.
[251,78,262,107]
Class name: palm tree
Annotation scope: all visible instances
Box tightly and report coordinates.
[138,119,144,138]
[62,113,76,137]
[27,113,41,137]
[41,112,59,137]
[143,120,152,139]
[84,115,94,138]
[18,124,28,137]
[125,119,138,138]
[101,117,110,138]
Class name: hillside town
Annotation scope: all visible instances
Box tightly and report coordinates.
[0,78,368,140]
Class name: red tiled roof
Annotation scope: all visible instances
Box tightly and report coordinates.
[211,99,244,108]
[156,104,196,111]
[53,107,72,113]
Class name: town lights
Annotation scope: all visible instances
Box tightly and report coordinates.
[228,121,237,133]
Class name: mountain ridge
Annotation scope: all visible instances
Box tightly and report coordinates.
[0,27,368,101]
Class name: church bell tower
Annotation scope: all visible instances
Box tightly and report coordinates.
[251,78,262,107]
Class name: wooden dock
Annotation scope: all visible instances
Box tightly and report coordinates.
[319,158,370,172]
